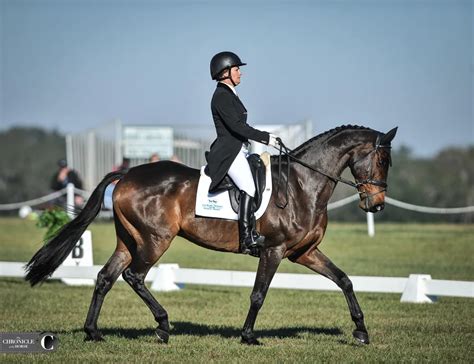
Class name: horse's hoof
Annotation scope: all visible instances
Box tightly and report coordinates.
[84,333,105,342]
[352,330,370,344]
[241,336,262,346]
[156,328,169,344]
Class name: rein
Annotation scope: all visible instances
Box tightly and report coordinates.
[274,138,390,209]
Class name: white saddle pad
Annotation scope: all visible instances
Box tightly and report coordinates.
[195,153,272,220]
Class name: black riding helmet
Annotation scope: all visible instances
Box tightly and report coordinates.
[210,51,246,84]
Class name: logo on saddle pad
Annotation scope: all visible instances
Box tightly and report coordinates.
[202,198,224,212]
[195,153,273,220]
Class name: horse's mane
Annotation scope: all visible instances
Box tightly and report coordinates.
[291,124,374,155]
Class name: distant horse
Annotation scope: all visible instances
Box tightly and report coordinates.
[26,125,397,345]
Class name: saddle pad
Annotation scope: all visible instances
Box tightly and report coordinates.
[195,158,272,221]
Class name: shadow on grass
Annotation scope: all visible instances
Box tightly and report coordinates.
[68,322,342,340]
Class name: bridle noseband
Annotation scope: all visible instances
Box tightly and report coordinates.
[274,138,391,209]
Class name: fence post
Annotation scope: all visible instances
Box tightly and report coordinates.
[115,119,123,166]
[66,183,75,218]
[151,264,181,292]
[86,131,96,191]
[66,134,73,168]
[400,274,436,303]
[367,212,375,237]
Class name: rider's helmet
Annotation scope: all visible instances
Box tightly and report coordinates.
[210,51,246,80]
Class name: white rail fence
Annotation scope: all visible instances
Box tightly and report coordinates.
[2,186,473,214]
[1,262,472,304]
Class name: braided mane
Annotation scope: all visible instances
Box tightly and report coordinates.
[292,124,373,155]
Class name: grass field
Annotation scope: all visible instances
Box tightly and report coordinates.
[0,218,473,362]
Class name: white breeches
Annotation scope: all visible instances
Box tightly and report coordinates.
[227,145,256,197]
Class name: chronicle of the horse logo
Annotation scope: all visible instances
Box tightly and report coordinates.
[0,332,58,353]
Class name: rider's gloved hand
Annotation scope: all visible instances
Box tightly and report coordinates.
[268,134,281,148]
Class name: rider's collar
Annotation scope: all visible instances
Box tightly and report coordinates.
[219,81,237,96]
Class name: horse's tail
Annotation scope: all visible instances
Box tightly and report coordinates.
[25,171,125,286]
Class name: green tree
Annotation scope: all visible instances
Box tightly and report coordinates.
[0,127,66,208]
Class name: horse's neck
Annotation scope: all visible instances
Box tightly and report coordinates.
[293,136,358,204]
[298,139,351,171]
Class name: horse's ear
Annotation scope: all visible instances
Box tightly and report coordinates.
[379,127,398,146]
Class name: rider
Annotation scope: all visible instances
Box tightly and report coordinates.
[206,51,280,255]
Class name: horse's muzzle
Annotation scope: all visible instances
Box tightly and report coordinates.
[358,195,385,213]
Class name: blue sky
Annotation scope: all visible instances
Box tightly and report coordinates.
[1,0,472,156]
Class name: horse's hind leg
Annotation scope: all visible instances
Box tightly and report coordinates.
[122,264,170,343]
[121,234,175,344]
[295,247,369,344]
[84,243,131,341]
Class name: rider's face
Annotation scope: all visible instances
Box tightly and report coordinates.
[229,66,241,86]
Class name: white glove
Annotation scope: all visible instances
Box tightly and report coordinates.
[268,134,280,148]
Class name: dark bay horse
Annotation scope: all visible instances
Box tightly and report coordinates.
[26,125,397,345]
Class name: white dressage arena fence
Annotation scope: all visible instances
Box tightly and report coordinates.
[1,262,472,304]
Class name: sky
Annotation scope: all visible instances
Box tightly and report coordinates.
[1,0,472,157]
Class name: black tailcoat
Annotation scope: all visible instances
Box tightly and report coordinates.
[206,83,270,192]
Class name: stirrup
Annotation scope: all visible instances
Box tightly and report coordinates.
[250,231,265,246]
[242,230,265,249]
[240,241,261,258]
[240,231,265,257]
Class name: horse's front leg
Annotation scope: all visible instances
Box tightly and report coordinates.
[241,245,285,345]
[295,247,369,344]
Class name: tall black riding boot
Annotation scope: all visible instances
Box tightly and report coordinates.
[238,191,265,255]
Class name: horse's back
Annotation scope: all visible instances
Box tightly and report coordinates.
[123,160,198,185]
[113,161,199,204]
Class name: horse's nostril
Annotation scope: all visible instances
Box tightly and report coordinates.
[374,204,384,212]
[368,204,385,213]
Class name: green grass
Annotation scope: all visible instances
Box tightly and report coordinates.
[0,218,473,362]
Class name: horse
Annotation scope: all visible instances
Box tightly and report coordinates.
[25,125,397,345]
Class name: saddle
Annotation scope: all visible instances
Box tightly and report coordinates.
[204,154,267,214]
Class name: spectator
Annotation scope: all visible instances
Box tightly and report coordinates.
[50,159,84,206]
[115,157,131,174]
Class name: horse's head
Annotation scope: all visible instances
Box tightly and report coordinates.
[349,127,397,213]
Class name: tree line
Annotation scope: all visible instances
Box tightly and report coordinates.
[0,127,472,222]
[0,127,65,208]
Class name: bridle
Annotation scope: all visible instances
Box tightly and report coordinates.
[274,137,391,209]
